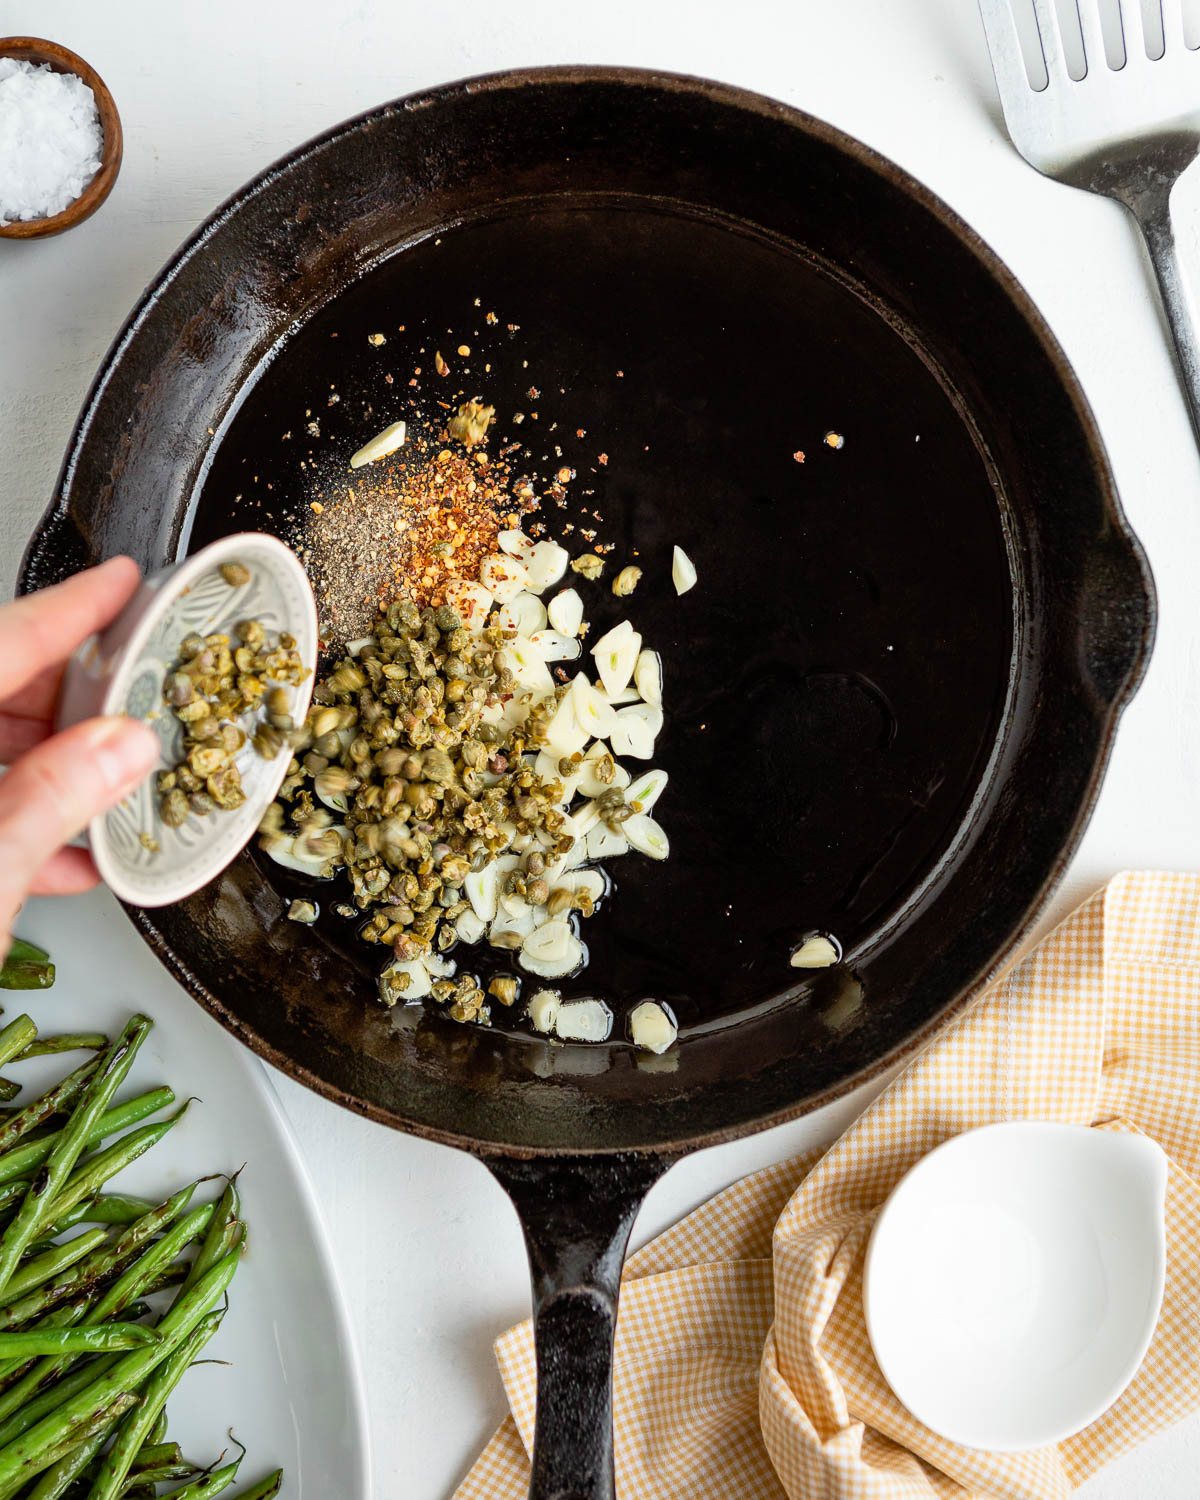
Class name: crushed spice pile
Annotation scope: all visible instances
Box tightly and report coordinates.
[301,401,544,641]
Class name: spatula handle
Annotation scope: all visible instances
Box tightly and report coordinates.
[1129,181,1200,449]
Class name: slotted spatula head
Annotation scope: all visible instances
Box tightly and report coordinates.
[978,0,1200,187]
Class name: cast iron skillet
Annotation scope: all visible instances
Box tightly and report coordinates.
[21,69,1153,1499]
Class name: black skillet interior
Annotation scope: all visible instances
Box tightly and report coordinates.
[21,69,1153,1157]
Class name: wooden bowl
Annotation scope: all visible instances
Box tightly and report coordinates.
[0,36,122,239]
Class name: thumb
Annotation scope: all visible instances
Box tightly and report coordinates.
[0,716,158,916]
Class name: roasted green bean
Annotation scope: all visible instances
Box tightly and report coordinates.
[0,1247,239,1489]
[87,1311,223,1500]
[0,1087,174,1189]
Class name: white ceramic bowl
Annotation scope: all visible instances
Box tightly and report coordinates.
[57,533,318,908]
[863,1121,1167,1451]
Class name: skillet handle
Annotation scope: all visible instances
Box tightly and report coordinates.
[484,1152,674,1500]
[1077,525,1155,711]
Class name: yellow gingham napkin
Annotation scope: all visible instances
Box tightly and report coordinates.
[454,872,1200,1499]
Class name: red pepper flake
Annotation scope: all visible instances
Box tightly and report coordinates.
[793,450,806,464]
[435,351,449,376]
[597,453,608,466]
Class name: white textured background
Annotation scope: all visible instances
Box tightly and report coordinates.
[4,1,1200,1494]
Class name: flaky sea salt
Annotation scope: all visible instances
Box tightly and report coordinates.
[0,58,103,225]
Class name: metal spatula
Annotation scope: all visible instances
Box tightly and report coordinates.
[978,0,1200,438]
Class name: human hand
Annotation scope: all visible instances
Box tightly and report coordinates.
[0,558,158,961]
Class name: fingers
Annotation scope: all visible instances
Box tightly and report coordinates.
[0,558,141,703]
[0,712,51,765]
[27,846,101,896]
[0,715,158,936]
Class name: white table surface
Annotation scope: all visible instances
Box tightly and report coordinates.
[4,1,1200,1494]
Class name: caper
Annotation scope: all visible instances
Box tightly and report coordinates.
[312,707,341,740]
[165,672,194,707]
[254,723,285,759]
[546,887,574,917]
[488,976,518,1005]
[220,562,251,587]
[161,789,189,828]
[488,930,525,951]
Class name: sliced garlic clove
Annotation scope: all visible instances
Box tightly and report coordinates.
[597,685,641,706]
[349,420,406,469]
[624,813,669,860]
[568,799,603,837]
[547,588,584,637]
[575,741,625,798]
[576,738,615,798]
[554,999,613,1042]
[443,578,494,632]
[629,1000,677,1054]
[425,951,458,978]
[379,957,430,1001]
[520,920,584,978]
[491,903,537,942]
[572,677,617,740]
[262,833,341,878]
[536,748,582,803]
[634,649,662,708]
[345,637,375,657]
[481,553,530,603]
[464,862,502,923]
[789,935,842,969]
[455,909,486,945]
[625,768,668,813]
[523,540,570,594]
[591,619,642,699]
[540,853,568,885]
[497,529,537,561]
[527,989,561,1033]
[562,836,589,870]
[672,545,697,595]
[314,787,350,814]
[609,703,663,760]
[523,919,574,964]
[496,592,548,636]
[530,629,582,662]
[498,636,555,696]
[543,684,591,759]
[587,823,629,860]
[559,868,607,905]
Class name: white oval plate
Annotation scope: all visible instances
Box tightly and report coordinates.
[863,1121,1167,1452]
[9,894,371,1498]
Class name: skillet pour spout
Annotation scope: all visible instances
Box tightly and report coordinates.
[19,67,1153,1500]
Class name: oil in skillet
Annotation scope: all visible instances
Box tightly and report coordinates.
[208,203,1013,1032]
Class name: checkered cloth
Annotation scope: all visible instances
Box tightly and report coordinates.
[454,872,1200,1499]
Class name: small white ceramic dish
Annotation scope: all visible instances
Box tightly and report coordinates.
[863,1121,1168,1451]
[56,534,317,908]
